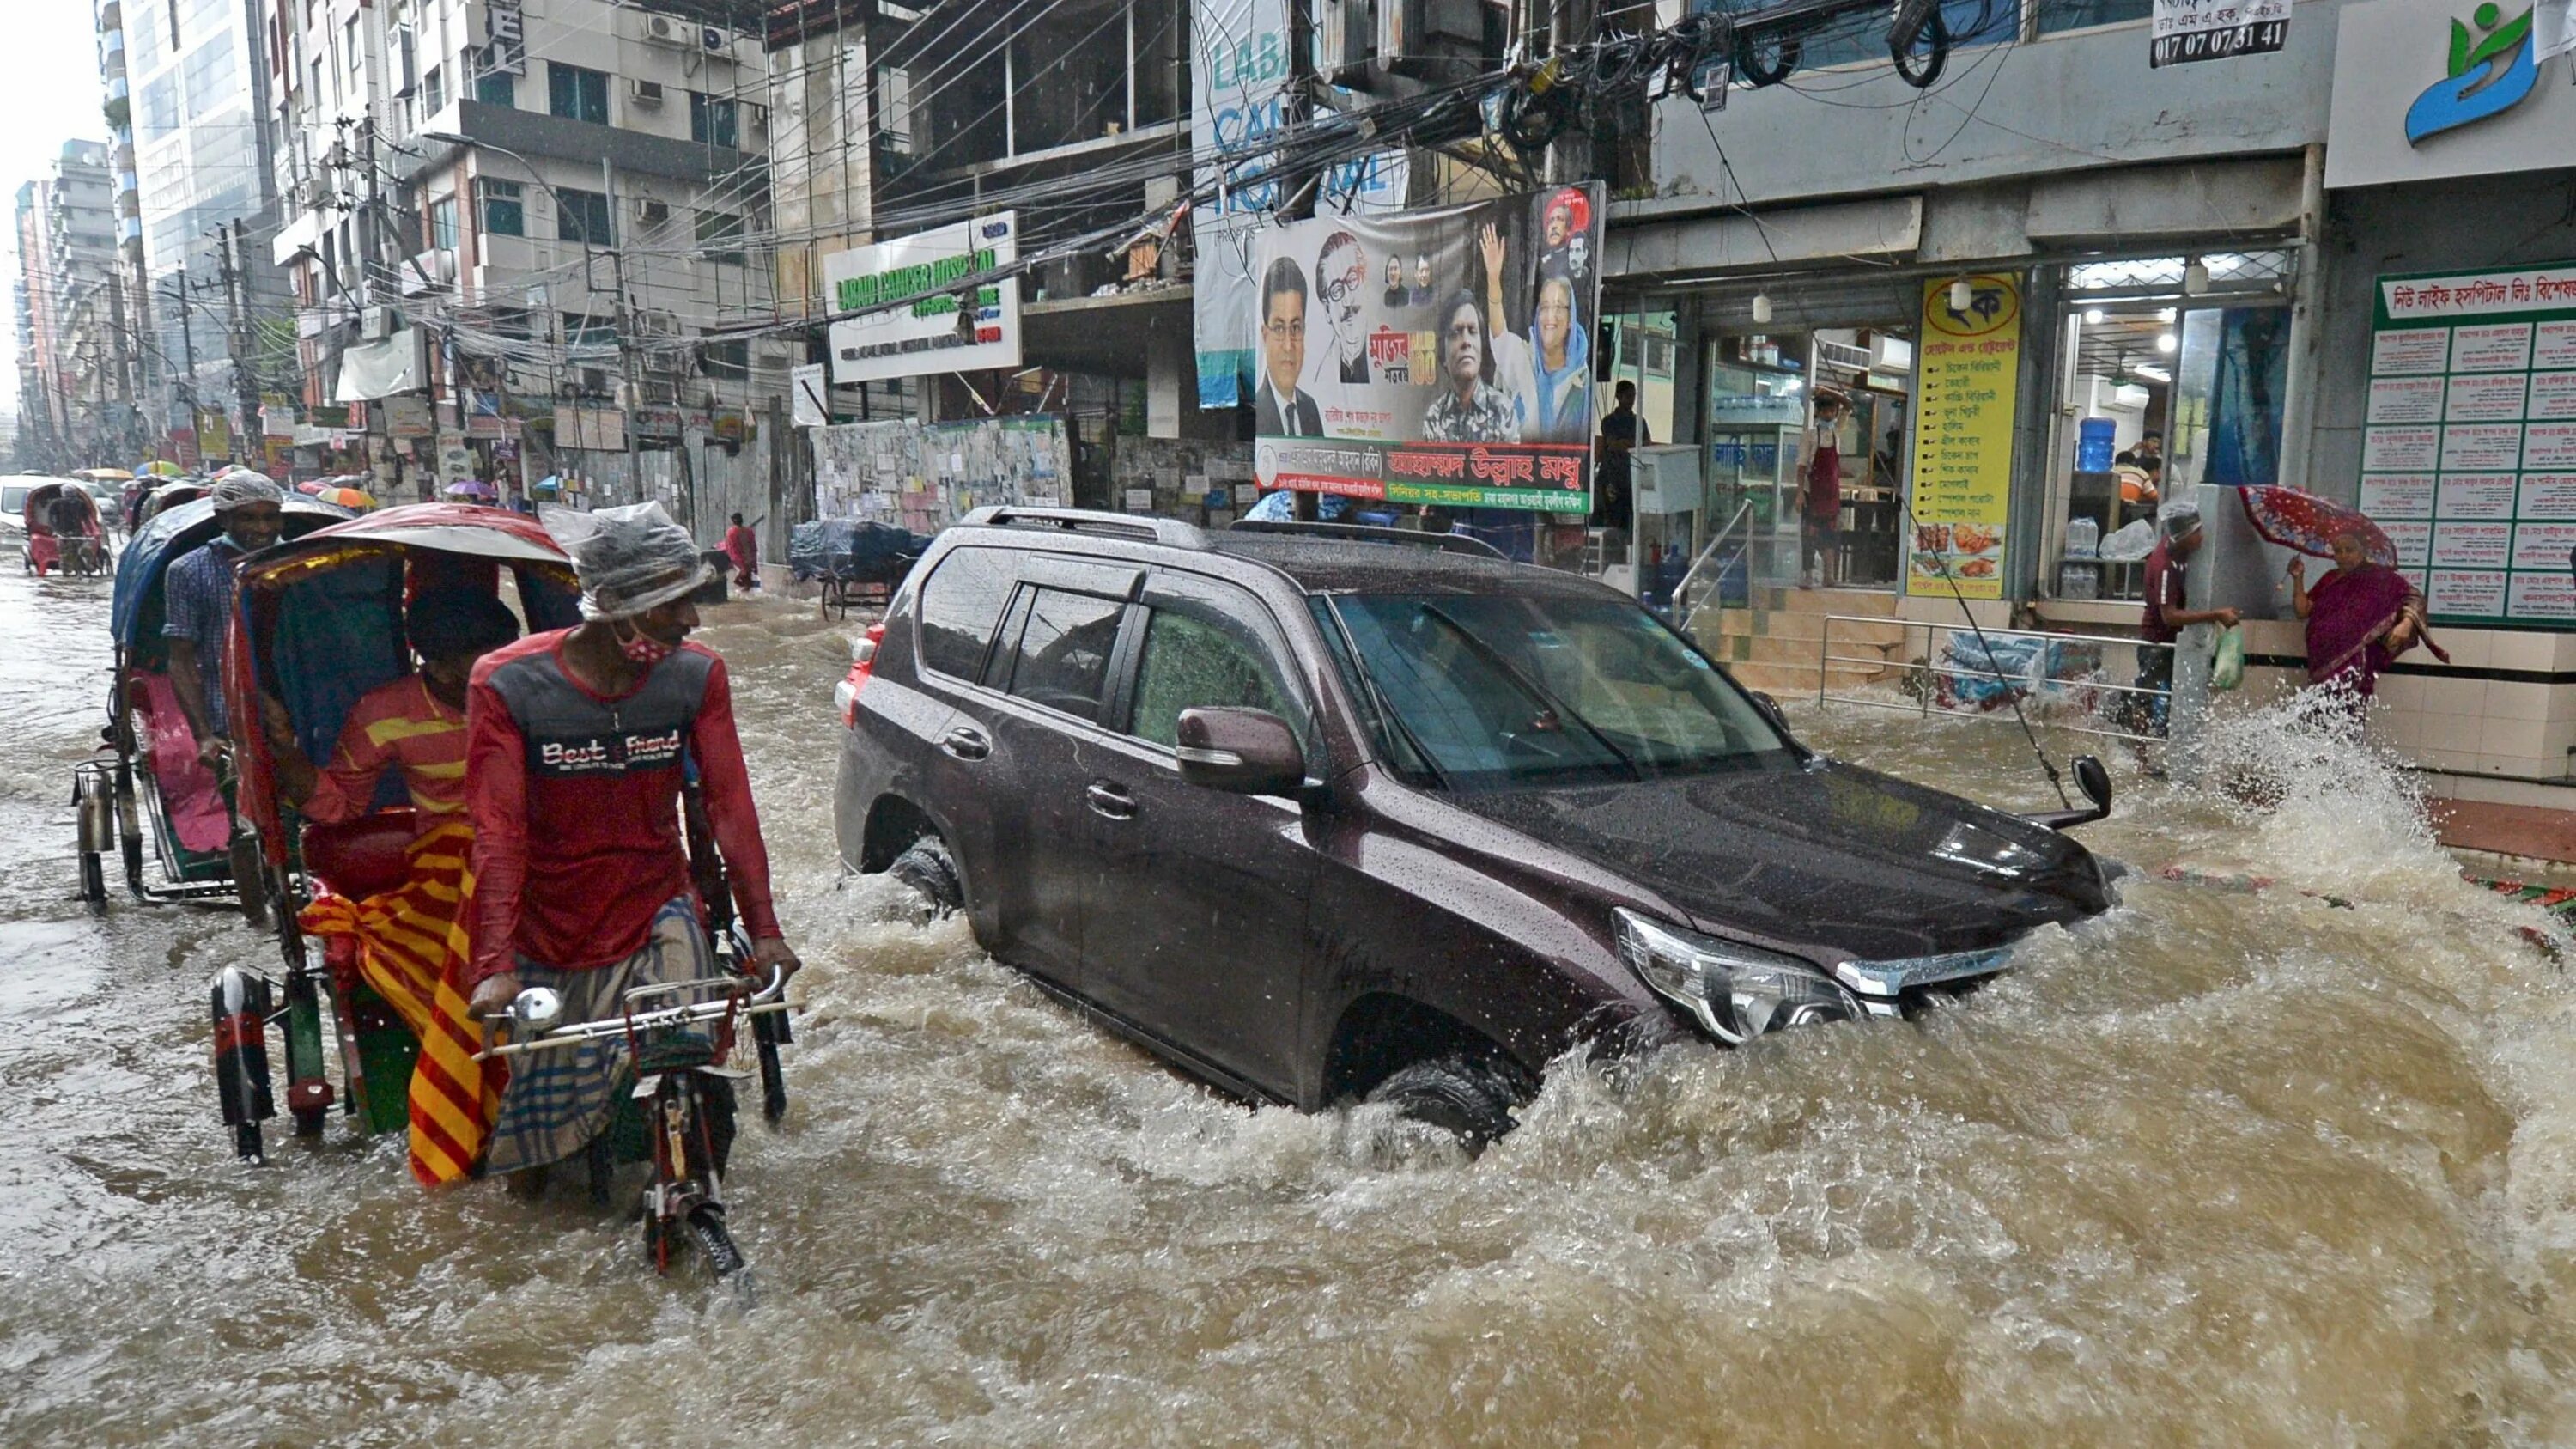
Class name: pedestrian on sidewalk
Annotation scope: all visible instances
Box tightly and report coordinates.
[2288,526,2445,728]
[2123,501,2239,737]
[1797,387,1848,589]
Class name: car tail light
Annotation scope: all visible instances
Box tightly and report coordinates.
[835,623,885,727]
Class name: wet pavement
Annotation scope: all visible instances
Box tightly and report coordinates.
[6,562,2576,1446]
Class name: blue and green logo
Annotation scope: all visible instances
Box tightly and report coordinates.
[2407,3,2541,145]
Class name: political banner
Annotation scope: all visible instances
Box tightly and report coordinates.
[1188,0,1407,409]
[1251,185,1603,514]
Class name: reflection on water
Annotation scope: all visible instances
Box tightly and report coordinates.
[5,569,2576,1446]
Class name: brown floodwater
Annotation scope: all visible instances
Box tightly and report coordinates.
[6,564,2576,1446]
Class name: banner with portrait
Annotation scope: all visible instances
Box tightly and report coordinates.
[1250,185,1605,514]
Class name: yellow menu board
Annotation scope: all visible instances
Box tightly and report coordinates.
[1910,274,2021,600]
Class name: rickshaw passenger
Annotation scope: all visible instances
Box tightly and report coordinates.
[165,474,286,770]
[263,588,522,831]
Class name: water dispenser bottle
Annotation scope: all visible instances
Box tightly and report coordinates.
[2076,417,2117,473]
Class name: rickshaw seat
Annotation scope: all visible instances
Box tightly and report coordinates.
[302,809,419,899]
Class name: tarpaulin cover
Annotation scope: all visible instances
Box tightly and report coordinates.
[789,519,929,581]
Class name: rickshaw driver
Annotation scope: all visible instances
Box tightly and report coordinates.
[258,588,523,830]
[462,502,800,1185]
[164,473,287,770]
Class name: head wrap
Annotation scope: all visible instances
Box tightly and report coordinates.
[2159,499,2202,539]
[405,587,524,661]
[541,501,710,620]
[210,471,284,512]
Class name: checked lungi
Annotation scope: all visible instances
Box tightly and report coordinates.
[481,895,725,1176]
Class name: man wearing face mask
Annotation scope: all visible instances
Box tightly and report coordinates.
[163,472,287,770]
[462,501,799,1185]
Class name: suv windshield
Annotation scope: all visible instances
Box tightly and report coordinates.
[1321,591,1790,787]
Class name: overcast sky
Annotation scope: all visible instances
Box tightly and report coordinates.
[0,3,123,419]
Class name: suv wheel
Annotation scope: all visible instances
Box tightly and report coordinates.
[886,835,963,922]
[1364,1055,1520,1154]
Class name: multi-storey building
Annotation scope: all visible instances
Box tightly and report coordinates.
[121,0,290,463]
[13,143,131,469]
[263,0,789,534]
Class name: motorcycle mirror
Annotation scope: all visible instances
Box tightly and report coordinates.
[510,986,563,1034]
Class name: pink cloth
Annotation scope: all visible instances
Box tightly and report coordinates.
[135,672,230,853]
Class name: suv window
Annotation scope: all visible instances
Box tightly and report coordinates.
[998,587,1127,722]
[1129,602,1298,750]
[915,547,1017,681]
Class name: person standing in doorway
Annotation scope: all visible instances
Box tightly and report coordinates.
[2128,501,2240,737]
[1796,388,1848,589]
[1593,380,1649,534]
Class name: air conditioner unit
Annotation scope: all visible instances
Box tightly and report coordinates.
[361,304,394,340]
[632,198,671,228]
[641,13,685,45]
[629,77,665,104]
[293,178,332,211]
[700,26,733,53]
[580,367,609,392]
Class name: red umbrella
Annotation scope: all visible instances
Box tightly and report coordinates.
[2234,485,2396,569]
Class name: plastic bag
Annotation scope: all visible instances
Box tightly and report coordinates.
[2098,517,2156,563]
[540,501,708,619]
[2210,624,2245,691]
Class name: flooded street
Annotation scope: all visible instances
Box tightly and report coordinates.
[9,563,2576,1447]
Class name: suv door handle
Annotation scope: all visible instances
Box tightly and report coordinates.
[1084,782,1136,820]
[939,725,991,761]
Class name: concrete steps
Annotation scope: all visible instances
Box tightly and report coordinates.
[1688,587,1911,697]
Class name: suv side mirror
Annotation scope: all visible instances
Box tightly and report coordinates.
[2022,752,2115,831]
[1175,707,1305,795]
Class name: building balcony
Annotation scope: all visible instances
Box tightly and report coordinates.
[96,0,118,33]
[403,99,755,187]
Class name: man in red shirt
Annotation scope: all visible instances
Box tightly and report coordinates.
[722,512,760,591]
[464,502,799,1183]
[1796,387,1847,589]
[2130,501,2239,735]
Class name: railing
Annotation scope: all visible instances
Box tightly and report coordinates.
[1668,498,1754,618]
[1814,613,2178,746]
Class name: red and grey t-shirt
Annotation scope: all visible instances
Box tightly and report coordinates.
[463,630,780,986]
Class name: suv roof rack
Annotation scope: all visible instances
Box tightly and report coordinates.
[1226,519,1507,560]
[957,505,1208,550]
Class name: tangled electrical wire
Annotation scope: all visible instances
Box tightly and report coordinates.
[1498,0,1958,154]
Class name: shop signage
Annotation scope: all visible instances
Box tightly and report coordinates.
[1188,0,1408,408]
[2328,0,2576,188]
[552,405,625,451]
[632,405,684,442]
[2150,0,2289,67]
[480,0,526,76]
[1249,185,1606,514]
[197,409,233,460]
[170,428,199,468]
[1909,274,2021,601]
[789,363,829,427]
[2355,261,2576,626]
[821,213,1023,387]
[465,389,505,439]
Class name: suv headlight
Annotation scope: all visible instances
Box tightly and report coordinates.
[1613,908,1861,1045]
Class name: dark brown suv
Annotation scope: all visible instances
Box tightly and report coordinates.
[835,508,2112,1142]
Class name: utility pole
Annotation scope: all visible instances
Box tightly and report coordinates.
[106,271,133,461]
[1285,0,1321,523]
[605,155,643,514]
[1546,0,1597,185]
[221,220,261,466]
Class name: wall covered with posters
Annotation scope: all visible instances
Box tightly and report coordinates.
[809,416,1070,535]
[1250,185,1603,514]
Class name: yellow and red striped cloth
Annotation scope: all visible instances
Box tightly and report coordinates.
[297,819,499,1185]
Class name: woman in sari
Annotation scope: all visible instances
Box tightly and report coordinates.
[2287,528,2446,720]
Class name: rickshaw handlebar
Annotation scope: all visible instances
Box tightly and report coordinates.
[475,961,790,1061]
